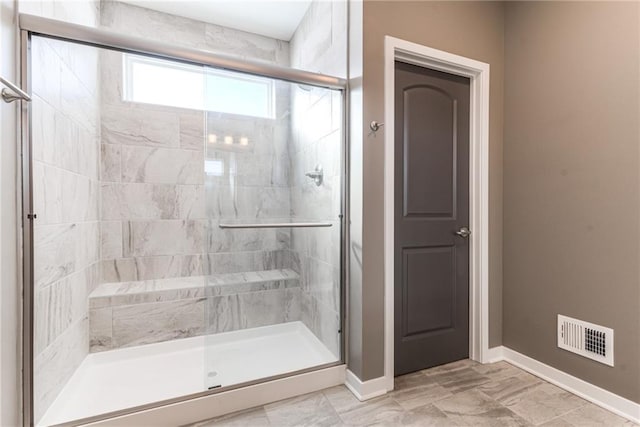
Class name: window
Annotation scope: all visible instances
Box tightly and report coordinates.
[204,159,225,177]
[123,54,275,119]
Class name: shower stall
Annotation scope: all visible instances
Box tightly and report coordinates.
[21,5,347,425]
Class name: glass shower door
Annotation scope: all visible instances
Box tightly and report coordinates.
[30,34,211,426]
[27,21,345,427]
[203,69,344,389]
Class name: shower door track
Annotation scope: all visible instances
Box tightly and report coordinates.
[18,13,350,427]
[19,14,347,90]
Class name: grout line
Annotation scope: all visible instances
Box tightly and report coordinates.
[31,87,99,136]
[33,159,100,181]
[535,398,592,426]
[35,219,101,227]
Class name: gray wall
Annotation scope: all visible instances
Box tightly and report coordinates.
[353,0,506,381]
[503,1,640,403]
[347,0,365,378]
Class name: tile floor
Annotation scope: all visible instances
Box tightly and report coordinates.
[188,359,638,426]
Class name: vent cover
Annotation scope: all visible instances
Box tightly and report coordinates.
[557,315,614,366]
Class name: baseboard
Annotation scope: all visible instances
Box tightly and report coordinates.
[84,365,346,426]
[483,346,505,363]
[345,370,388,401]
[492,346,640,424]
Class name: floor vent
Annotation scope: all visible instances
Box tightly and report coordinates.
[557,315,614,366]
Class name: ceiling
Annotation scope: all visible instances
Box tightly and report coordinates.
[119,0,312,41]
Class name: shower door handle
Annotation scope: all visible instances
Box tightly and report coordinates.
[219,222,333,229]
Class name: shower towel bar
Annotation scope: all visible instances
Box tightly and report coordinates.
[0,76,31,103]
[219,222,333,229]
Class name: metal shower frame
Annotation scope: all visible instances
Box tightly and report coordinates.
[18,13,350,427]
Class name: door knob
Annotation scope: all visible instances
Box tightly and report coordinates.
[455,227,471,238]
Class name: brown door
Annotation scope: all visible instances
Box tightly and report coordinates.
[394,61,471,376]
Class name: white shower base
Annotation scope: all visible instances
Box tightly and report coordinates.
[38,322,337,427]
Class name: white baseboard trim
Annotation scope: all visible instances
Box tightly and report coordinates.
[483,346,505,363]
[491,346,640,424]
[345,370,388,401]
[85,365,346,426]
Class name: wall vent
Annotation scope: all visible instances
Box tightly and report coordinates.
[557,315,614,367]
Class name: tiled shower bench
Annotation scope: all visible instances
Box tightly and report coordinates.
[88,269,302,352]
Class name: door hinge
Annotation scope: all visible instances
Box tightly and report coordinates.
[27,213,37,220]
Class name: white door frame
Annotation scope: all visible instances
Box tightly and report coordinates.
[383,36,491,390]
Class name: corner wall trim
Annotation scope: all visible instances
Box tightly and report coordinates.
[484,346,505,363]
[344,370,388,401]
[494,347,640,424]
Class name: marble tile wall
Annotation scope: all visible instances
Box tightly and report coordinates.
[98,48,208,279]
[289,0,348,79]
[206,288,301,334]
[101,249,294,283]
[100,0,290,64]
[288,0,347,358]
[89,288,302,352]
[99,1,293,284]
[93,298,206,350]
[94,1,300,352]
[26,0,102,421]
